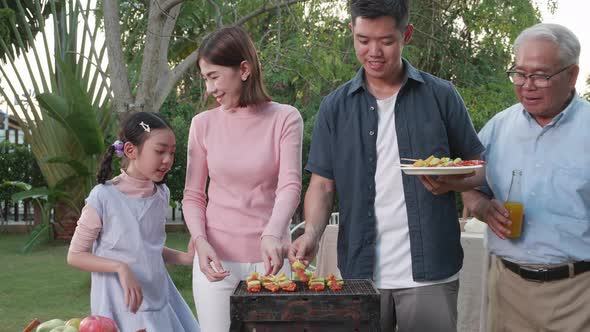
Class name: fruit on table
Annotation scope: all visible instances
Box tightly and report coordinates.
[36,319,65,332]
[49,326,78,332]
[65,318,82,329]
[79,315,118,332]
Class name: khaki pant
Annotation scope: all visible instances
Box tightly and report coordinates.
[487,256,590,332]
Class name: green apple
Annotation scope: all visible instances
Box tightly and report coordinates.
[49,326,78,332]
[65,318,82,329]
[36,319,65,332]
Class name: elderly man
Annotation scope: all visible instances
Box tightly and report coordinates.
[462,23,590,331]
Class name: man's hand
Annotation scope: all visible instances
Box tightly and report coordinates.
[195,237,230,282]
[116,264,143,313]
[289,173,334,268]
[419,172,476,195]
[288,233,320,267]
[261,235,284,276]
[479,199,512,239]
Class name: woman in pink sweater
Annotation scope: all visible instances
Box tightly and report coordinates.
[182,26,303,331]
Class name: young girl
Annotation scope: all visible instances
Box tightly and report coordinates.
[182,26,303,331]
[68,112,200,332]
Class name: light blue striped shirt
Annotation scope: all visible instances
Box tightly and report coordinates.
[479,94,590,264]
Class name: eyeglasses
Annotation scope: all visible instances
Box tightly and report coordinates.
[506,65,572,88]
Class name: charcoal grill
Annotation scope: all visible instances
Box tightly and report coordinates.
[230,279,380,332]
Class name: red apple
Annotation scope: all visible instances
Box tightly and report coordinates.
[79,315,118,332]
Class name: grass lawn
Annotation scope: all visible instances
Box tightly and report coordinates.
[0,231,196,331]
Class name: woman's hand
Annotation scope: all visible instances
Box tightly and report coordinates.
[184,237,196,265]
[261,235,285,276]
[116,263,143,313]
[195,237,230,282]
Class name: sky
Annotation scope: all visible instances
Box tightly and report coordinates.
[539,0,589,94]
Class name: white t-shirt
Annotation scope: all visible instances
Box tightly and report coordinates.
[373,94,458,289]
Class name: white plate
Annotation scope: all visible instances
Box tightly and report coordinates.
[400,164,483,175]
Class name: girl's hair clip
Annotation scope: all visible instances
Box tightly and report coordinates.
[112,140,124,157]
[139,121,151,133]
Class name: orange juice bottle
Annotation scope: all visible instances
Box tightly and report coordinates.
[504,170,524,238]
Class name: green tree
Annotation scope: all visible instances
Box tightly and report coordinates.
[116,0,551,220]
[0,0,54,61]
[101,0,309,115]
[114,0,353,221]
[406,0,554,131]
[0,0,113,236]
[0,141,45,206]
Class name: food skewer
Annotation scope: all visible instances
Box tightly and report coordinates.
[403,155,486,168]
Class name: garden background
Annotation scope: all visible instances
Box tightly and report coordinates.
[1,0,589,330]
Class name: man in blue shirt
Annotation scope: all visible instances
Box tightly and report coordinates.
[288,0,484,330]
[462,23,590,331]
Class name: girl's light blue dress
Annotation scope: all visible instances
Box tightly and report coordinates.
[86,182,200,332]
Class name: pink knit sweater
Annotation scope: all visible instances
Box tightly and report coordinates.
[182,102,303,262]
[69,170,160,253]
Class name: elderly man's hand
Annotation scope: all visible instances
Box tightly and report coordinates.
[479,199,512,239]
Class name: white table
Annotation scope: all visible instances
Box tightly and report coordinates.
[309,223,489,332]
[458,231,488,332]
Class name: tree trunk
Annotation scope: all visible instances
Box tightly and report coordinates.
[53,202,79,240]
[102,0,306,114]
[32,200,42,228]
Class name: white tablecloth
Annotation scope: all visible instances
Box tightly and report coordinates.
[311,224,489,332]
[458,232,488,332]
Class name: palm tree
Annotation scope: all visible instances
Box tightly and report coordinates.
[0,0,112,239]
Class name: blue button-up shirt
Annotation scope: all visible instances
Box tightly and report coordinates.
[306,60,484,280]
[479,94,590,264]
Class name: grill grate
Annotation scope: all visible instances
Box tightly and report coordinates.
[230,279,381,331]
[232,279,379,297]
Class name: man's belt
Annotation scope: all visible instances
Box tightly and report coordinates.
[501,259,590,282]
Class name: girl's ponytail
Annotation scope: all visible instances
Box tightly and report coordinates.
[96,144,116,184]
